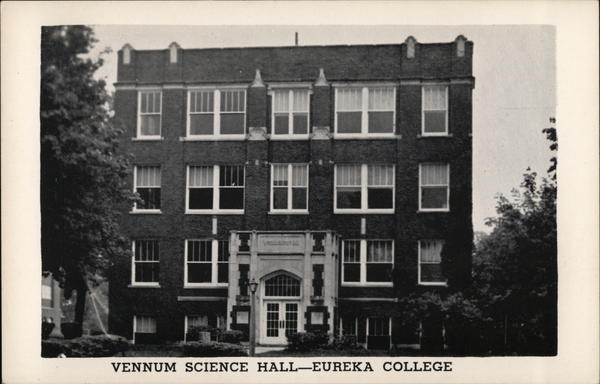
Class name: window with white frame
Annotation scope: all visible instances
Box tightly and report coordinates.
[138,91,161,138]
[132,240,160,285]
[185,239,229,286]
[418,240,446,285]
[133,166,161,211]
[422,85,448,135]
[187,88,246,137]
[335,86,395,135]
[342,239,393,285]
[187,165,245,212]
[335,164,395,212]
[134,315,157,334]
[272,89,310,137]
[271,164,308,212]
[419,163,450,211]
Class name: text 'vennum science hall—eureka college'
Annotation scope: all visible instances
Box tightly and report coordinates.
[109,35,474,351]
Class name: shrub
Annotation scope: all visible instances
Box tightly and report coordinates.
[42,322,55,340]
[287,332,329,352]
[42,335,130,357]
[328,335,362,350]
[218,330,244,344]
[187,325,220,342]
[61,322,82,339]
[183,341,247,357]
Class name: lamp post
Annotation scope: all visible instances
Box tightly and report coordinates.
[248,278,258,357]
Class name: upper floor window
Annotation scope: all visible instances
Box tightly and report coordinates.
[186,165,245,213]
[271,89,310,138]
[419,163,450,211]
[422,85,448,135]
[418,240,447,285]
[334,164,395,213]
[138,91,161,138]
[184,239,229,286]
[131,240,160,286]
[270,164,308,213]
[342,239,393,285]
[133,166,161,212]
[335,86,395,136]
[187,88,246,138]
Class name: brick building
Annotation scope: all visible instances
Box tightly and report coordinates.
[109,35,474,350]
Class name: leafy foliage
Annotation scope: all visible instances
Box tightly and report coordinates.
[40,26,133,327]
[42,335,130,357]
[183,342,247,357]
[286,332,329,352]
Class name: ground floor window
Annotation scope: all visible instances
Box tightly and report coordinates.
[367,317,391,350]
[340,316,358,337]
[133,315,157,344]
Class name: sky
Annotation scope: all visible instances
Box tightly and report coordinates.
[89,25,556,232]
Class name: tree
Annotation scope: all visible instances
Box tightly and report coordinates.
[40,26,133,333]
[474,117,557,354]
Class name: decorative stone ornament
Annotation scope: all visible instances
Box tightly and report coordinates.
[122,43,134,65]
[168,42,181,64]
[455,35,467,57]
[405,36,417,59]
[314,68,328,86]
[247,126,268,140]
[310,126,332,140]
[251,69,265,87]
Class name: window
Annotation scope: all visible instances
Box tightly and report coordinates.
[418,240,446,285]
[131,240,159,286]
[270,164,308,212]
[138,91,161,138]
[335,86,395,136]
[264,274,301,297]
[422,85,448,135]
[185,239,229,286]
[133,166,161,211]
[341,316,358,336]
[187,88,246,137]
[184,315,208,341]
[368,317,390,337]
[271,89,310,137]
[187,165,245,213]
[342,240,393,285]
[335,164,395,213]
[134,316,157,333]
[419,163,450,211]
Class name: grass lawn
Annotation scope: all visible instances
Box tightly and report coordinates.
[122,344,185,357]
[256,348,391,357]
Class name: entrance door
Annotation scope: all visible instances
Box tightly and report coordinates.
[263,301,299,345]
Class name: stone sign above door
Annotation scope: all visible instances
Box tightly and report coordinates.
[257,234,306,254]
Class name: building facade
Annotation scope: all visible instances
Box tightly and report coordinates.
[109,36,474,350]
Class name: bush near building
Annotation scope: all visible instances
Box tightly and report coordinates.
[183,342,247,357]
[42,335,130,357]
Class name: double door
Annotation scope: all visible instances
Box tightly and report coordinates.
[262,301,299,345]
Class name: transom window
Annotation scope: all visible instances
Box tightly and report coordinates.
[264,274,301,297]
[138,91,162,138]
[186,165,245,213]
[342,239,393,285]
[335,86,395,136]
[422,85,448,135]
[187,88,246,137]
[131,240,159,286]
[335,164,395,213]
[185,239,229,286]
[271,89,310,137]
[418,240,447,285]
[419,163,450,211]
[133,166,161,211]
[270,164,308,212]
